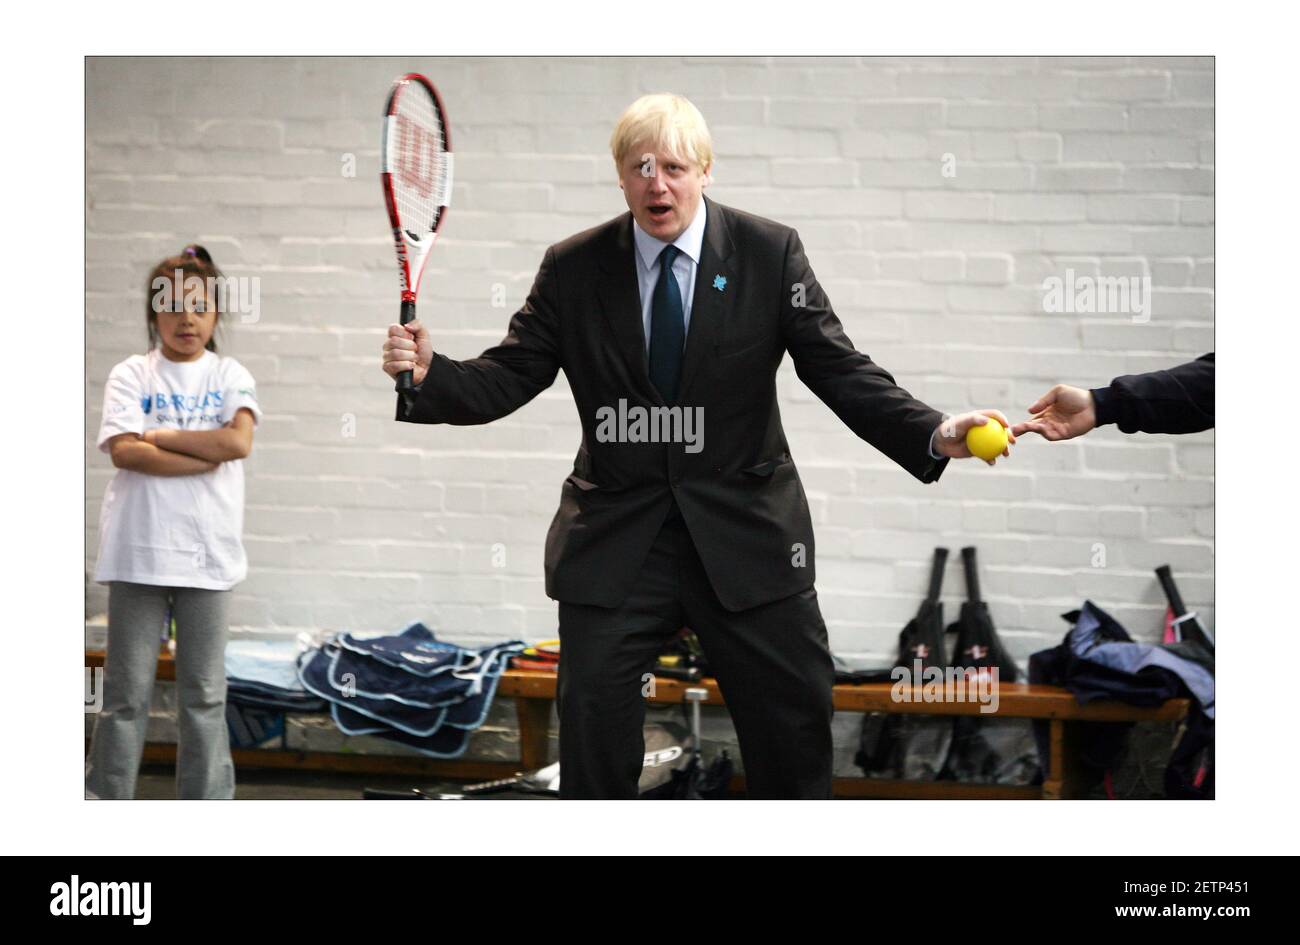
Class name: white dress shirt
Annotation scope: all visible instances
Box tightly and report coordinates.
[631,198,708,352]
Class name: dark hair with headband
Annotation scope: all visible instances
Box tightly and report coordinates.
[145,244,223,353]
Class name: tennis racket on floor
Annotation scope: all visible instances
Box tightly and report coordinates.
[381,72,453,396]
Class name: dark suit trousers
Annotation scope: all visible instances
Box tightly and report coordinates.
[556,501,836,799]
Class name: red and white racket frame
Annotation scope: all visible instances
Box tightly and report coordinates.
[380,72,453,380]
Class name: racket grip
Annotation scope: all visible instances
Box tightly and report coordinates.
[962,546,982,603]
[925,547,948,603]
[396,299,417,393]
[1155,564,1188,616]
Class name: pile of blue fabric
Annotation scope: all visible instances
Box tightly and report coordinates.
[297,622,525,759]
[225,637,328,748]
[1030,601,1214,717]
[1029,600,1215,798]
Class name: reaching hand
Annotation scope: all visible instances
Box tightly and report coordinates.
[1011,385,1097,441]
[933,409,1016,465]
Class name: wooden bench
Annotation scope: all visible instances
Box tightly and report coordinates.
[86,650,1189,799]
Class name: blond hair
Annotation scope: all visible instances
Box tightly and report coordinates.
[609,93,714,174]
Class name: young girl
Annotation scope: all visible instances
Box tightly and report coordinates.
[86,245,261,800]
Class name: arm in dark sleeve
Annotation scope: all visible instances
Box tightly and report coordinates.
[1090,352,1214,435]
[780,228,948,483]
[395,246,562,425]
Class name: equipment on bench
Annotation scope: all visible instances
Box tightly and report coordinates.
[654,627,711,682]
[509,639,560,672]
[856,547,954,781]
[1028,570,1215,799]
[939,547,1039,785]
[1157,565,1214,799]
[1157,564,1214,653]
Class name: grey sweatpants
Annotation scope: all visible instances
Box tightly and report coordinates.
[85,582,235,799]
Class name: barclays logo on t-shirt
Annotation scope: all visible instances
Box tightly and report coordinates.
[142,390,224,414]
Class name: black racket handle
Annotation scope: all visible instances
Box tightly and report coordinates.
[1155,565,1188,616]
[396,299,417,393]
[962,546,982,603]
[362,788,428,800]
[926,547,949,603]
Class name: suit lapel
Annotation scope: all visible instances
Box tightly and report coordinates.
[677,195,736,404]
[596,214,656,400]
[596,195,737,406]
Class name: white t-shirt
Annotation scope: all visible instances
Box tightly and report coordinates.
[94,348,262,590]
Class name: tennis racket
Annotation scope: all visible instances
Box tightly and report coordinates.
[380,72,453,396]
[1155,564,1215,653]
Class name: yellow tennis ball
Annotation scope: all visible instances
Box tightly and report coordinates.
[965,417,1008,462]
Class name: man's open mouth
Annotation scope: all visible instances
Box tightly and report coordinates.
[648,204,672,218]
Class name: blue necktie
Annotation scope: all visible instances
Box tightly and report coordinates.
[648,244,685,403]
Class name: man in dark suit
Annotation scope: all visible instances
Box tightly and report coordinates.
[383,93,1011,799]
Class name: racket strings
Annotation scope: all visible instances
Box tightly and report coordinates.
[393,87,447,236]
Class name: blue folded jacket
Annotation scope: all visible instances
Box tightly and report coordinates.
[294,623,524,757]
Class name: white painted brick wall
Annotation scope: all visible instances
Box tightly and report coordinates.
[86,56,1213,667]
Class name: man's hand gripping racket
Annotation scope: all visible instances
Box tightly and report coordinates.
[380,73,451,402]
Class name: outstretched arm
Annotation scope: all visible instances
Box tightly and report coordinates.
[387,246,563,425]
[1011,353,1214,440]
[779,228,948,482]
[1091,353,1214,435]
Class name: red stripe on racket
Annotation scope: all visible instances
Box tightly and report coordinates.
[380,72,453,395]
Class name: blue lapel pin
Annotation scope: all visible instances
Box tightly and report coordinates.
[713,274,727,292]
